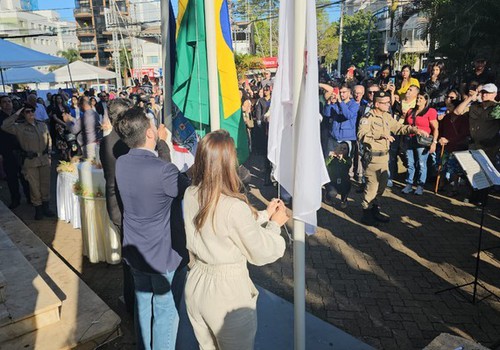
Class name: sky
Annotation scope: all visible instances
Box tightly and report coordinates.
[37,0,75,22]
[37,0,339,24]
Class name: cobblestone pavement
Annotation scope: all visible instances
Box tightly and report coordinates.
[1,153,499,350]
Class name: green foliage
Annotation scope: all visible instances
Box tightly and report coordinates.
[341,10,381,71]
[57,48,81,63]
[317,8,339,68]
[234,53,264,79]
[395,52,419,68]
[414,0,500,75]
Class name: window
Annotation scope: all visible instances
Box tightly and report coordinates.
[146,56,159,64]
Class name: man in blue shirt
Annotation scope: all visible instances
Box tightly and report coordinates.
[323,83,360,157]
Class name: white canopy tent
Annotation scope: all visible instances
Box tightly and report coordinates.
[0,38,67,91]
[51,61,117,84]
[2,67,55,85]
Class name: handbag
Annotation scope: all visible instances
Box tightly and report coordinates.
[411,109,433,147]
[416,135,433,147]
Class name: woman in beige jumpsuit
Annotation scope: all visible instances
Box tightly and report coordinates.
[183,130,288,350]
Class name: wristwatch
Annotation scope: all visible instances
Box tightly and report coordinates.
[433,140,438,144]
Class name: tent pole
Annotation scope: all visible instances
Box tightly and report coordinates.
[1,69,5,93]
[67,64,74,88]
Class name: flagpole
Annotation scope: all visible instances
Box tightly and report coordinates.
[161,0,172,129]
[293,0,306,349]
[204,0,220,131]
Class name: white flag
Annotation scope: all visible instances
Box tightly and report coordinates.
[268,0,330,234]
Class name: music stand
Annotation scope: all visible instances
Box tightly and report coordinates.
[435,191,499,304]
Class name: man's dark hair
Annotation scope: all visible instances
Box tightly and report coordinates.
[114,106,151,149]
[340,83,351,91]
[108,98,133,123]
[0,95,11,103]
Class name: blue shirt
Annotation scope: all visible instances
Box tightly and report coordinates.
[323,99,360,141]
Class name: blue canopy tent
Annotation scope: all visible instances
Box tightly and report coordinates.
[0,38,67,91]
[2,67,55,85]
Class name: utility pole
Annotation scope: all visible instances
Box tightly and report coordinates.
[105,3,122,90]
[269,0,272,57]
[337,0,345,78]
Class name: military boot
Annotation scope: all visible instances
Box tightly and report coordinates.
[372,204,390,223]
[42,201,55,217]
[34,205,44,220]
[361,208,377,226]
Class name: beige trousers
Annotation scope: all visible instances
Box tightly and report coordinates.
[185,260,258,350]
[362,155,389,210]
[23,165,51,206]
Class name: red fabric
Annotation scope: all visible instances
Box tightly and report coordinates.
[405,107,437,135]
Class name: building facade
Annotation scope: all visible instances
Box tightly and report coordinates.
[74,0,131,68]
[345,0,430,71]
[0,4,78,71]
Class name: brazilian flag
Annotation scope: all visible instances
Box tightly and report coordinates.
[172,0,249,163]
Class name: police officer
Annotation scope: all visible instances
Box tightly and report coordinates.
[1,105,55,220]
[357,91,428,226]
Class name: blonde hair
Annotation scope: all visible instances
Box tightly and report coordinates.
[192,130,256,232]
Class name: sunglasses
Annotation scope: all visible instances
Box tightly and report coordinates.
[445,96,456,100]
[368,91,378,94]
[25,110,35,113]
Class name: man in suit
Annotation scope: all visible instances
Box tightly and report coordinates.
[115,106,181,350]
[96,92,109,119]
[99,98,134,314]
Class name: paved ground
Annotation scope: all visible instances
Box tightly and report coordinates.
[1,153,499,350]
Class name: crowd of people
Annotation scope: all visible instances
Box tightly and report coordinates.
[239,57,499,224]
[0,55,498,348]
[0,71,290,349]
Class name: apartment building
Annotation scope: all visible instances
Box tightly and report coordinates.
[74,0,131,68]
[0,2,78,71]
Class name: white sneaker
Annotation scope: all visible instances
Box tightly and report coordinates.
[415,186,424,195]
[387,179,393,188]
[401,184,413,194]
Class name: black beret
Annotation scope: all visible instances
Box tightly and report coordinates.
[373,91,390,99]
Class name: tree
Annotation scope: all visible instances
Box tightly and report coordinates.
[317,7,339,70]
[341,10,381,72]
[232,0,279,56]
[234,53,264,79]
[57,48,81,63]
[404,0,500,77]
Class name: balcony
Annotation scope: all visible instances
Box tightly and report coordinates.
[74,7,92,18]
[76,27,95,36]
[82,58,98,65]
[79,43,97,53]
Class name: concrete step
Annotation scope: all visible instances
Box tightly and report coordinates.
[0,227,62,343]
[0,202,121,349]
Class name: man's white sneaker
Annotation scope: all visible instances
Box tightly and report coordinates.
[415,186,424,195]
[401,184,413,194]
[387,179,393,188]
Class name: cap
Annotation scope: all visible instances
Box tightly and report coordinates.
[480,83,497,94]
[373,91,390,99]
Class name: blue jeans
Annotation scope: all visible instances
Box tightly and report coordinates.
[131,268,179,350]
[406,141,430,186]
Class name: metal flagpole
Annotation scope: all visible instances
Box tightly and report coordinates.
[1,69,5,93]
[293,0,306,348]
[161,0,173,129]
[205,0,221,131]
[337,0,345,78]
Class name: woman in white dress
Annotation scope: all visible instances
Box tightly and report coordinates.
[183,130,288,350]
